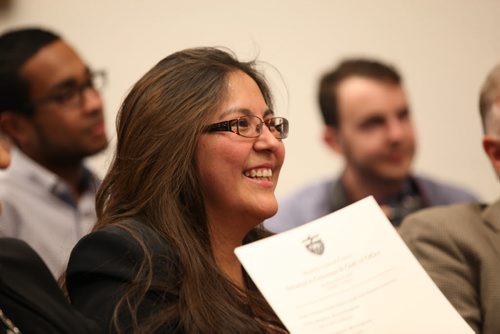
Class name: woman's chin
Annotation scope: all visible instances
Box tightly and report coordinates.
[257,203,279,222]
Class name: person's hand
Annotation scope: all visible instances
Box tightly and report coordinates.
[0,133,11,169]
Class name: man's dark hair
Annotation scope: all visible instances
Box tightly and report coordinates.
[318,58,402,128]
[0,28,60,116]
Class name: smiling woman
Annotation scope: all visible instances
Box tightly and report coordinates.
[65,47,289,333]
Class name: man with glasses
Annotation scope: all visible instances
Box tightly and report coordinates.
[0,28,108,276]
[265,58,477,232]
[399,63,500,334]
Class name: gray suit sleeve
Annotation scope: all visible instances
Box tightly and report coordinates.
[399,211,480,333]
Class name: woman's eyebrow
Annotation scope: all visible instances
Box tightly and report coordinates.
[263,109,274,118]
[220,108,252,117]
[220,108,273,118]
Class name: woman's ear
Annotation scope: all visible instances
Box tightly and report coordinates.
[322,125,343,154]
[482,134,500,173]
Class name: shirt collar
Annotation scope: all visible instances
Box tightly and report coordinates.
[7,147,99,206]
[331,175,425,227]
[8,146,60,191]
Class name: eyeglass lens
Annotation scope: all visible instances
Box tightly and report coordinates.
[38,71,106,108]
[233,116,288,139]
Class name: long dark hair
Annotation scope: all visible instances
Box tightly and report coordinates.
[94,47,284,333]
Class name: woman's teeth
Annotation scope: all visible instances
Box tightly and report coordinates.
[244,168,272,178]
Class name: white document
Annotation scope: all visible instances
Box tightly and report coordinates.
[235,197,474,334]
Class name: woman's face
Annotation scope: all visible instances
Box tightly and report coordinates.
[196,70,285,227]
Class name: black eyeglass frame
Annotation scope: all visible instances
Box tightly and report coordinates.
[27,70,107,110]
[204,115,289,139]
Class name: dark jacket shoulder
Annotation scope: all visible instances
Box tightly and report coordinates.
[66,220,180,332]
[0,238,100,334]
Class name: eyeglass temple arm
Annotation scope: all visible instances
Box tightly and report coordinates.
[204,120,231,133]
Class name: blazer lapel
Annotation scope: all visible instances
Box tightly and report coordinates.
[482,198,500,260]
[483,198,500,231]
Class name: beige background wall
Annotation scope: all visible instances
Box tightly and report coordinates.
[1,0,499,202]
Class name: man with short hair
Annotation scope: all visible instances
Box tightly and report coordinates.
[399,63,500,334]
[265,58,477,232]
[0,28,108,276]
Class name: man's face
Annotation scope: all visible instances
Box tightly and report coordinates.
[333,76,416,183]
[483,101,500,178]
[20,40,107,164]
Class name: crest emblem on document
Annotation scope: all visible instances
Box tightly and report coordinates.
[303,234,324,255]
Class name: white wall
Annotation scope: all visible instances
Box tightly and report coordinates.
[1,0,499,202]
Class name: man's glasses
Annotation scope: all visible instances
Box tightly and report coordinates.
[30,70,106,109]
[204,115,289,139]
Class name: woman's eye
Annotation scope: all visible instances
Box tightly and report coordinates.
[238,119,250,128]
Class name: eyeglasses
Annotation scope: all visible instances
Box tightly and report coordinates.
[204,115,289,139]
[30,70,106,109]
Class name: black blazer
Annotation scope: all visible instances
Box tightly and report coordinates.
[0,238,100,334]
[66,221,279,333]
[66,221,180,333]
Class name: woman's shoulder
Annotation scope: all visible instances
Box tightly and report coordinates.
[67,219,176,278]
[91,219,161,242]
[81,219,168,250]
[66,220,180,332]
